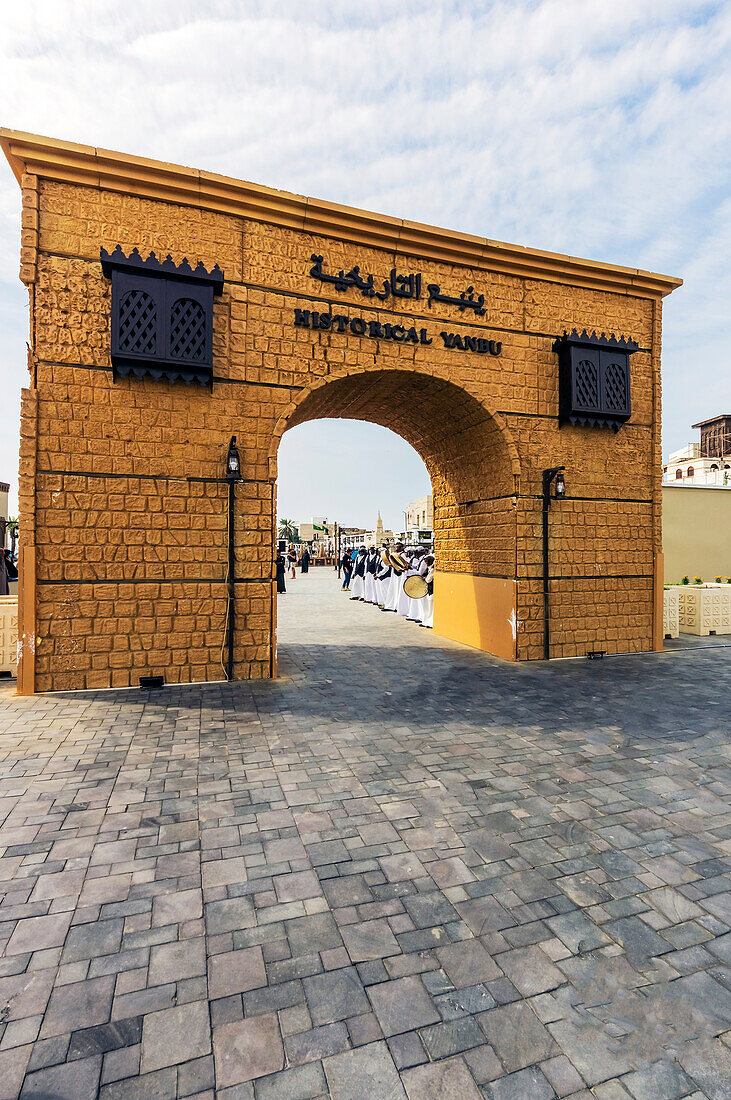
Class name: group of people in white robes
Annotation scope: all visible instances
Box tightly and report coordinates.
[346,544,434,628]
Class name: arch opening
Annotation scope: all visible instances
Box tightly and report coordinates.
[274,369,521,662]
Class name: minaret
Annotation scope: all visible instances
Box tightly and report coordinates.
[375,511,384,543]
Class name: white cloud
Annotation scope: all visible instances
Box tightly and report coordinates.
[0,0,729,513]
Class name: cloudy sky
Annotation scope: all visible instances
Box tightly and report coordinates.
[1,0,729,530]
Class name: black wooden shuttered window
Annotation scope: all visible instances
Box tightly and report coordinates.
[101,246,224,387]
[554,329,637,431]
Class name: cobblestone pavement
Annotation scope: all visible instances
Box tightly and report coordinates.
[0,569,729,1099]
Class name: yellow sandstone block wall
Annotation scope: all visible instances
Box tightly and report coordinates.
[12,169,664,690]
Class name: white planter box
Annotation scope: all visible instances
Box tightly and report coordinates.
[0,596,18,675]
[671,584,731,636]
[663,589,679,639]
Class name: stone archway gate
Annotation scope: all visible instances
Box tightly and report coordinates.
[0,129,681,694]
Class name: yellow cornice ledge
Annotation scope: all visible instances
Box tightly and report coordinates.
[0,128,683,299]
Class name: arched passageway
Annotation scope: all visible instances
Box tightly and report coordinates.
[274,369,521,661]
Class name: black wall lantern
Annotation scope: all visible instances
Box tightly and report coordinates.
[101,246,224,387]
[554,329,637,431]
[226,436,241,481]
[542,466,567,661]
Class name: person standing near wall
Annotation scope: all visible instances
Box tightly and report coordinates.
[301,547,311,574]
[341,550,353,591]
[276,550,287,594]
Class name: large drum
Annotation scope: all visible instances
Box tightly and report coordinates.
[403,574,428,599]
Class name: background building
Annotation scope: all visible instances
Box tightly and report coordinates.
[663,414,731,486]
[406,494,433,530]
[661,414,731,580]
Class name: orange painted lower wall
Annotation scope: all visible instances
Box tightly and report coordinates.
[433,572,517,661]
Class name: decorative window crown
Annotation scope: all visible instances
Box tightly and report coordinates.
[100,246,224,387]
[554,329,638,432]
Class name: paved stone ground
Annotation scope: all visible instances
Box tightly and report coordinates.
[0,569,729,1099]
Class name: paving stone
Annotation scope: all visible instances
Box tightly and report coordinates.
[286,913,343,956]
[255,1061,328,1100]
[418,1017,484,1059]
[478,1001,556,1073]
[152,888,203,927]
[456,896,516,935]
[462,1043,504,1084]
[213,1013,284,1087]
[6,913,73,955]
[79,874,132,906]
[401,1055,482,1099]
[496,945,565,996]
[436,939,502,988]
[435,983,496,1019]
[243,979,305,1016]
[677,1036,731,1100]
[99,1066,177,1099]
[62,919,123,963]
[0,971,55,1022]
[30,868,85,901]
[484,1065,555,1100]
[387,1030,427,1070]
[322,875,374,907]
[547,1018,633,1086]
[274,870,323,903]
[545,911,610,953]
[202,855,248,890]
[604,916,674,965]
[660,920,711,949]
[402,891,459,928]
[396,927,451,952]
[359,823,399,845]
[367,975,440,1036]
[205,897,256,935]
[100,1043,141,1085]
[341,919,401,962]
[148,936,206,985]
[208,945,267,998]
[40,975,115,1039]
[428,857,476,889]
[541,1054,586,1096]
[323,1040,406,1099]
[303,966,370,1025]
[268,952,322,983]
[0,1047,32,1100]
[112,983,176,1020]
[284,1022,351,1064]
[177,1052,215,1096]
[620,1057,696,1099]
[670,970,731,1032]
[592,1082,633,1100]
[19,1054,101,1099]
[68,1015,142,1059]
[307,841,351,866]
[140,1000,211,1073]
[379,854,427,883]
[25,1035,70,1073]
